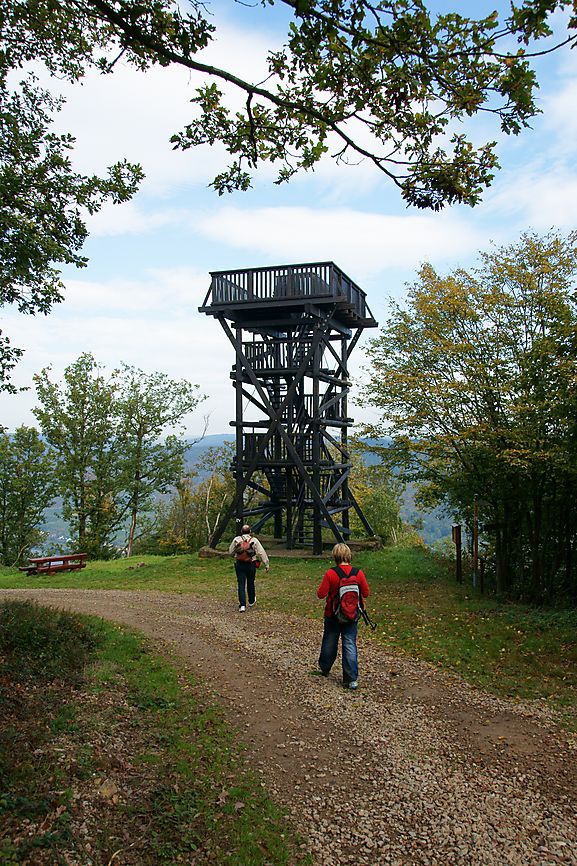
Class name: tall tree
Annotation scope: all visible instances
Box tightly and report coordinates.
[115,364,205,556]
[33,354,205,557]
[33,353,122,557]
[361,230,577,603]
[0,426,56,564]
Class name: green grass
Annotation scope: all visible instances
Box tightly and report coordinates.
[0,600,310,865]
[1,544,577,724]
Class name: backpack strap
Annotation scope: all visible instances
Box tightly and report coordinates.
[332,565,359,580]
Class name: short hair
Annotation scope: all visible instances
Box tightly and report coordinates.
[332,543,352,564]
[241,524,251,534]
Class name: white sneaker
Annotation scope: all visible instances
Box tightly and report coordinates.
[239,605,246,612]
[248,596,256,607]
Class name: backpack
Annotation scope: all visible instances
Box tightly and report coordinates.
[332,565,362,624]
[235,536,256,562]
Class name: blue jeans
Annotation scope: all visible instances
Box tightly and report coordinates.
[235,560,257,606]
[318,615,359,684]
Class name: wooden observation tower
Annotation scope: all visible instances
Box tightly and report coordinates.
[199,262,378,555]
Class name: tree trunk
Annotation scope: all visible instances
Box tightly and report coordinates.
[126,508,137,558]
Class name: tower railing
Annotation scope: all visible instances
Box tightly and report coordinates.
[202,262,373,323]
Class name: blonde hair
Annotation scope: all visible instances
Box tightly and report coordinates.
[332,543,352,564]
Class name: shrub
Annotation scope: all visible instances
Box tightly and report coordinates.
[0,600,103,684]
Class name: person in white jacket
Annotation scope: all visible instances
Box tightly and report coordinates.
[228,524,270,612]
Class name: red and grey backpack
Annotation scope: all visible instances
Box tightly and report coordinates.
[331,565,363,623]
[235,536,256,562]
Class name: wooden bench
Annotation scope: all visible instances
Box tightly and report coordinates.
[19,553,88,576]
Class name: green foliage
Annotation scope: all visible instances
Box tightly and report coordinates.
[33,353,123,558]
[348,439,403,543]
[141,442,235,554]
[0,599,102,684]
[115,363,205,556]
[361,230,577,604]
[33,354,204,557]
[0,426,56,564]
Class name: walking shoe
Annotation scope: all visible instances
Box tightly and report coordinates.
[248,596,256,607]
[348,681,358,690]
[239,605,246,612]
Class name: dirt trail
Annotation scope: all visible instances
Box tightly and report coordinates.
[3,588,577,866]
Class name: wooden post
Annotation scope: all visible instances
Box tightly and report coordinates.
[472,496,479,588]
[452,524,462,584]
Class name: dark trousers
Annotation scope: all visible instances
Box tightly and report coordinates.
[235,560,257,606]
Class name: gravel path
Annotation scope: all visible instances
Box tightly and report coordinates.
[3,588,577,866]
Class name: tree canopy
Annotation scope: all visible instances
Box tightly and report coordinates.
[33,354,204,557]
[5,0,576,210]
[361,230,577,603]
[2,0,576,387]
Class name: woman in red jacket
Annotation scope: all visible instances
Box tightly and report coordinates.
[316,542,370,690]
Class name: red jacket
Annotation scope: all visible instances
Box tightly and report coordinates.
[317,563,370,618]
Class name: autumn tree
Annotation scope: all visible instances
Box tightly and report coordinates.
[348,439,403,544]
[0,426,56,564]
[143,441,235,554]
[361,230,577,603]
[3,1,577,387]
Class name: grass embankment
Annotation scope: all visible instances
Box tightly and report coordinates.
[2,545,576,723]
[0,600,310,866]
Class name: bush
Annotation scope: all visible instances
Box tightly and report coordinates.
[0,600,103,684]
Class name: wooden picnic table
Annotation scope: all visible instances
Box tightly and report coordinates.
[19,553,88,576]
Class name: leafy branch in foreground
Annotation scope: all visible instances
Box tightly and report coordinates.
[4,0,577,214]
[0,69,143,389]
[2,0,576,387]
[69,0,570,210]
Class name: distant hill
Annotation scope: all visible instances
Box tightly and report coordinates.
[184,433,234,473]
[40,432,453,548]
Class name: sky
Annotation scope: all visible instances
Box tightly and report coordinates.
[2,1,577,439]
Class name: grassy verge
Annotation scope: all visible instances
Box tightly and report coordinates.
[1,545,577,725]
[0,600,310,865]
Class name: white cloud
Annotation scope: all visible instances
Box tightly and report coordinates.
[543,78,577,156]
[0,268,233,436]
[484,161,577,231]
[193,205,485,280]
[60,267,206,315]
[86,201,182,237]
